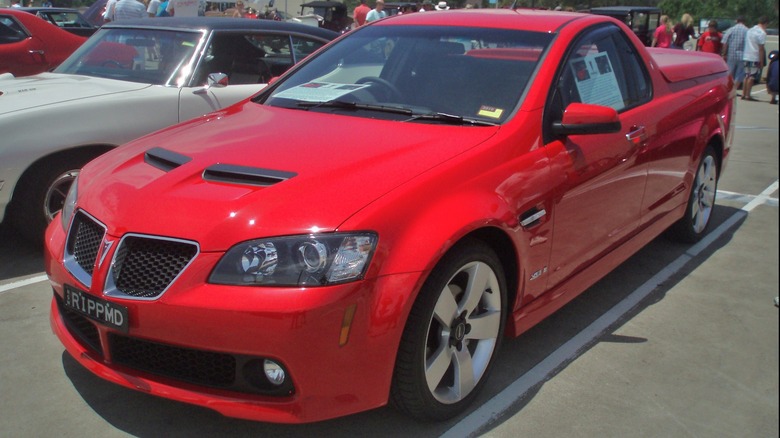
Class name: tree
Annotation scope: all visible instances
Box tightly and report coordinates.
[658,0,776,27]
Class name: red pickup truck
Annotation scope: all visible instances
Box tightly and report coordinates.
[45,9,734,423]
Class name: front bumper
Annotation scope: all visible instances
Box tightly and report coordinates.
[45,220,420,423]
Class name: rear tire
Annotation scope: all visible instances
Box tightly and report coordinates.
[668,146,718,243]
[391,238,506,421]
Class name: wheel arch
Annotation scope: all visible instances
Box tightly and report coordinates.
[394,224,522,333]
[462,226,520,330]
[7,143,115,241]
[11,144,115,204]
[699,93,730,177]
[365,220,522,356]
[706,129,725,176]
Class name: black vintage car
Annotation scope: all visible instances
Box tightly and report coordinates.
[385,2,415,16]
[299,1,352,33]
[18,7,98,38]
[589,6,661,46]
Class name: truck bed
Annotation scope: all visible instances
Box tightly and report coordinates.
[649,48,729,82]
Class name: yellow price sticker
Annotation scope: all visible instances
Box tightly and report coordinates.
[478,105,504,119]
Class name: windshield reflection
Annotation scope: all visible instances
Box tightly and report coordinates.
[55,28,203,87]
[265,26,552,124]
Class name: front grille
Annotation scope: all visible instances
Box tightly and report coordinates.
[56,293,102,355]
[65,212,106,285]
[109,334,236,387]
[108,235,198,299]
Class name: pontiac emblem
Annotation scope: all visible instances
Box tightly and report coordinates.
[98,238,114,269]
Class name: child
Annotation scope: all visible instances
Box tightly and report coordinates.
[697,20,722,54]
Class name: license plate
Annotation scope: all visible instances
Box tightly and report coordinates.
[64,285,129,333]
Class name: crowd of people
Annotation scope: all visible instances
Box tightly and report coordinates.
[98,0,464,26]
[16,0,777,103]
[651,13,775,104]
[100,0,279,20]
[352,0,470,27]
[101,0,205,20]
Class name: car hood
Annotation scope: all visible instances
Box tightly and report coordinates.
[0,73,151,115]
[78,101,501,251]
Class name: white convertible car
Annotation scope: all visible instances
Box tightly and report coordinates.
[0,17,336,242]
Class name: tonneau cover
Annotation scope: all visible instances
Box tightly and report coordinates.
[649,49,728,82]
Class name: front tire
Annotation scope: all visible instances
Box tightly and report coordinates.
[10,152,99,244]
[391,238,507,421]
[668,146,719,243]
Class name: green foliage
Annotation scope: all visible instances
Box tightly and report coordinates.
[660,0,777,28]
[506,0,777,28]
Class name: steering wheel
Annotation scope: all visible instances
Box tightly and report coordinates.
[356,76,402,101]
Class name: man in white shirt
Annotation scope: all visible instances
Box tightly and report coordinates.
[742,16,767,101]
[146,0,161,17]
[111,0,147,20]
[365,0,386,23]
[166,0,205,17]
[103,0,117,21]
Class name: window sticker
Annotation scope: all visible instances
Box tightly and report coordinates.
[477,105,504,119]
[275,82,370,102]
[569,52,624,110]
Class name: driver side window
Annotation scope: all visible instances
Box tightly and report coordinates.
[555,24,651,113]
[193,33,274,86]
[0,17,28,44]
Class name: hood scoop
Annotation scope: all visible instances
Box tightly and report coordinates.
[145,147,192,172]
[203,164,296,187]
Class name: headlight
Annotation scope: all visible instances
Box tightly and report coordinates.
[209,232,377,287]
[60,175,79,231]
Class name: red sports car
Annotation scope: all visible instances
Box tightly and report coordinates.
[0,8,86,77]
[45,9,734,423]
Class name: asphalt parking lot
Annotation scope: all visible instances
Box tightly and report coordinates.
[1,85,777,437]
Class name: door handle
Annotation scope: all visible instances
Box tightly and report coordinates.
[625,125,647,146]
[28,49,45,55]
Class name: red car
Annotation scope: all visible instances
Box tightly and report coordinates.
[45,9,734,423]
[0,8,86,77]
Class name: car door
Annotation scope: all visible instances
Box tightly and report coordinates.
[0,15,45,76]
[542,24,653,289]
[178,32,329,122]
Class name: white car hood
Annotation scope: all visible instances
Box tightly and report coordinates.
[0,73,152,116]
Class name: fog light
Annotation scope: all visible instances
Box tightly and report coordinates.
[263,359,286,385]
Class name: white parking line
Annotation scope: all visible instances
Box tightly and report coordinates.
[0,274,48,294]
[441,179,779,438]
[741,180,779,212]
[718,189,779,206]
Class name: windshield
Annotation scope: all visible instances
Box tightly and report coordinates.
[55,27,203,86]
[263,25,552,124]
[38,11,93,29]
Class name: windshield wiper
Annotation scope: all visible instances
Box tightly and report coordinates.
[404,112,498,126]
[298,100,414,115]
[297,100,497,126]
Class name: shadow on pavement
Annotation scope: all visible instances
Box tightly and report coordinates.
[0,221,45,281]
[475,204,747,435]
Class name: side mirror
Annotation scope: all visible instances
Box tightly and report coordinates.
[551,103,621,136]
[207,72,229,88]
[194,73,229,95]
